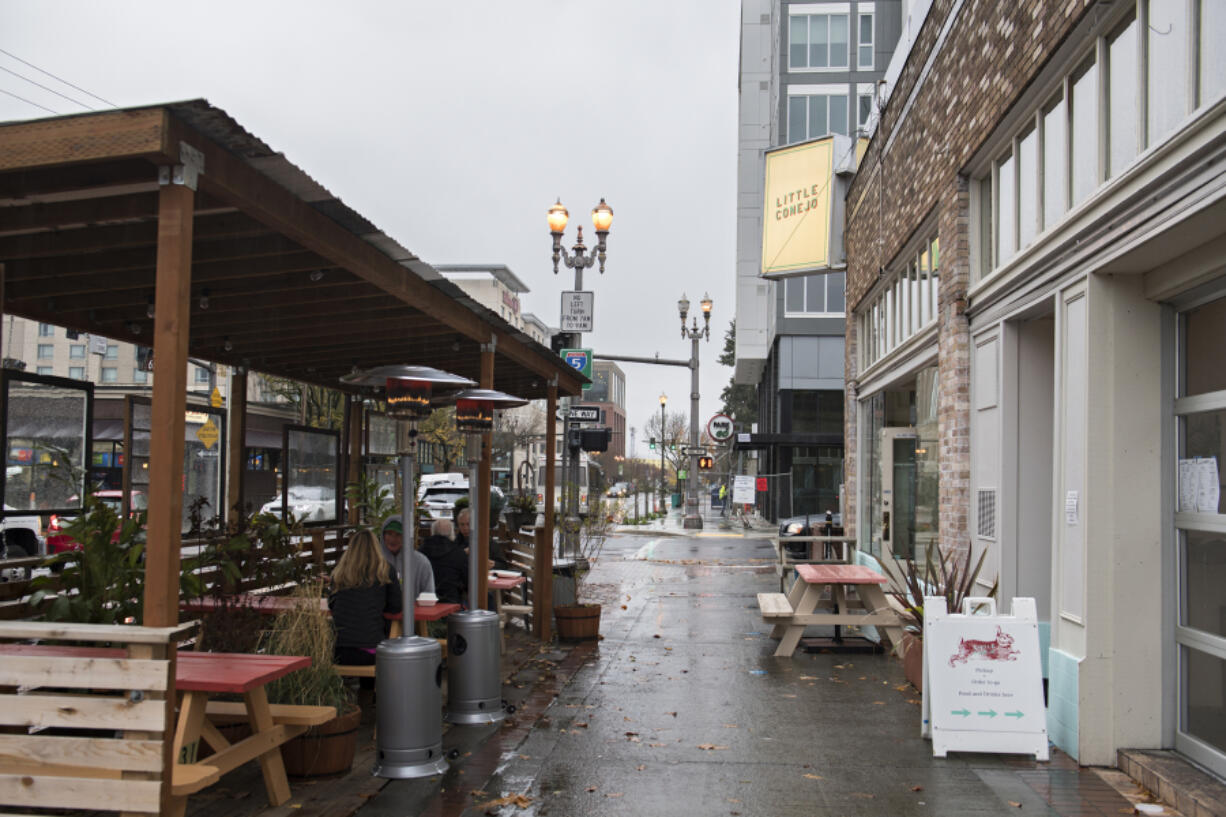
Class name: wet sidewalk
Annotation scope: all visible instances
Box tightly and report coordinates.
[357,532,1166,817]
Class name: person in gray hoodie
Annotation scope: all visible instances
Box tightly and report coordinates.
[379,514,435,599]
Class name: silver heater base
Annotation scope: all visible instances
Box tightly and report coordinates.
[371,755,449,779]
[445,707,506,725]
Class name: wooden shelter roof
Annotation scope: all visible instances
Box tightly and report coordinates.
[0,100,582,399]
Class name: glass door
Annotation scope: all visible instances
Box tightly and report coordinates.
[881,427,919,561]
[1174,291,1226,778]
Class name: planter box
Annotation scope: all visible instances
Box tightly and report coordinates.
[554,604,601,641]
[281,704,361,777]
[902,633,923,693]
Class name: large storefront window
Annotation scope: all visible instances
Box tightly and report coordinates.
[863,366,939,561]
[1175,292,1226,777]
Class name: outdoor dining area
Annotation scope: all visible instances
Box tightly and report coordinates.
[0,101,586,815]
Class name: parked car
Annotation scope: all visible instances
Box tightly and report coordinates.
[778,511,843,557]
[1,503,43,559]
[46,490,147,555]
[259,486,337,523]
[416,473,505,521]
[606,481,630,498]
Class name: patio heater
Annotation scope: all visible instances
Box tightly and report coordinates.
[339,365,475,779]
[439,388,527,725]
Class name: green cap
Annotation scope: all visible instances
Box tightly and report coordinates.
[383,519,403,534]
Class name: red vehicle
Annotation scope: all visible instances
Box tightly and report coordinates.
[46,490,148,555]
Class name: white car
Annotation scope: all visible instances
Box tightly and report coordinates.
[2,503,43,559]
[260,487,337,523]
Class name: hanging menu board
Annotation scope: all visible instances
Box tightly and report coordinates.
[923,596,1049,760]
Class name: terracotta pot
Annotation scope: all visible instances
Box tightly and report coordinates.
[554,604,601,641]
[280,704,361,777]
[902,633,923,693]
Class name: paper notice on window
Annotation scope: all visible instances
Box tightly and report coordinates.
[1180,457,1221,513]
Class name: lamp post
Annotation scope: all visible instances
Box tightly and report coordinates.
[658,393,667,513]
[678,293,712,530]
[547,197,613,556]
[339,365,475,779]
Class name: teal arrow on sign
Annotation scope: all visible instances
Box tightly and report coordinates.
[1005,711,1024,719]
[950,708,970,717]
[978,709,998,718]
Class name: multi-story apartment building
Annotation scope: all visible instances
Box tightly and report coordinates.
[734,0,902,521]
[843,0,1226,789]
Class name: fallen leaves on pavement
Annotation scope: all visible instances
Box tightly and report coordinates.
[697,744,730,750]
[476,793,533,811]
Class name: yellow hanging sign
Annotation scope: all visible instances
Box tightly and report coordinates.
[210,386,223,408]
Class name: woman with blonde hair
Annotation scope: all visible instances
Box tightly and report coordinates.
[328,528,402,678]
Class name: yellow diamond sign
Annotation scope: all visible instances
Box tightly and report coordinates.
[196,417,220,449]
[210,386,223,408]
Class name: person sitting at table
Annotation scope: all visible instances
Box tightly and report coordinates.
[328,528,401,687]
[379,514,434,598]
[419,518,468,606]
[454,507,471,553]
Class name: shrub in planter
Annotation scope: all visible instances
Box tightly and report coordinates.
[261,581,359,777]
[554,508,610,641]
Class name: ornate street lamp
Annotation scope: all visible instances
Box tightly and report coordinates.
[547,197,613,557]
[679,293,712,529]
[434,388,528,725]
[339,365,474,779]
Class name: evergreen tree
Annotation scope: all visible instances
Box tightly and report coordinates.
[718,320,757,427]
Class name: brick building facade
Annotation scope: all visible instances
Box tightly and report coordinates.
[844,0,1226,779]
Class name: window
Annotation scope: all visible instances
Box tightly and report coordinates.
[1042,93,1068,229]
[194,367,211,384]
[104,344,118,360]
[1070,54,1100,206]
[784,272,846,316]
[68,366,85,380]
[37,344,53,360]
[861,236,938,369]
[994,149,1016,265]
[69,344,85,359]
[857,9,874,69]
[1203,0,1226,105]
[788,88,849,142]
[100,367,118,383]
[132,368,148,384]
[38,322,54,337]
[1107,13,1139,178]
[1148,0,1190,145]
[789,8,849,70]
[1017,126,1038,248]
[36,366,52,376]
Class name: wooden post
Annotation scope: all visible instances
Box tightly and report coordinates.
[0,263,5,365]
[536,379,557,639]
[477,340,494,609]
[226,368,247,522]
[346,396,362,525]
[143,181,194,627]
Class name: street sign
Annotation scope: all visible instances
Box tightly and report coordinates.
[569,405,600,422]
[707,414,734,442]
[560,291,594,332]
[755,477,768,491]
[210,386,224,408]
[924,597,1048,760]
[561,348,592,390]
[195,417,220,450]
[88,334,107,356]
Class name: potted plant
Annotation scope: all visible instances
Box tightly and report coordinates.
[553,502,610,641]
[261,580,360,777]
[878,544,998,692]
[505,491,538,531]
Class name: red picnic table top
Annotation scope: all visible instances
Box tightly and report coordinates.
[795,563,888,585]
[0,644,309,693]
[488,574,526,590]
[387,601,461,622]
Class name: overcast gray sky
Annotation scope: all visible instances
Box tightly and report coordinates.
[1,0,741,458]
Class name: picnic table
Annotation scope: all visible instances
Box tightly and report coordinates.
[0,644,330,814]
[757,563,904,657]
[181,594,460,637]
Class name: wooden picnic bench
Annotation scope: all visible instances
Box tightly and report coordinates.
[771,535,857,591]
[757,563,905,657]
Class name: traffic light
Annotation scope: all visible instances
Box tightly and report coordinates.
[648,437,656,450]
[550,331,578,354]
[698,455,714,471]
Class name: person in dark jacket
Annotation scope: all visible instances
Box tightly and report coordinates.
[419,518,468,606]
[328,528,402,686]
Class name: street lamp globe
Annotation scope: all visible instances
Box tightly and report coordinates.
[700,293,713,315]
[659,392,668,406]
[591,198,613,233]
[547,199,569,234]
